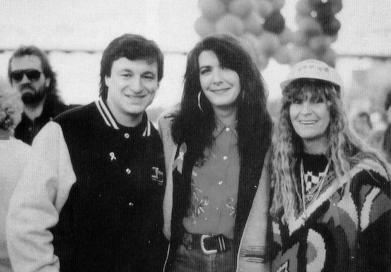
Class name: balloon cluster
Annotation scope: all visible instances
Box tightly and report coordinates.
[292,0,342,66]
[195,0,294,70]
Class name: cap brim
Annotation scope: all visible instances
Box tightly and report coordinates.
[280,76,341,92]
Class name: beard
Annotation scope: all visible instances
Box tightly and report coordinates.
[20,84,46,105]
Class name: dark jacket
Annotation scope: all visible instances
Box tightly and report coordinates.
[7,99,168,272]
[14,98,72,145]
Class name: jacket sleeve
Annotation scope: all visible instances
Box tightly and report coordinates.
[157,113,177,241]
[236,150,271,272]
[7,122,76,272]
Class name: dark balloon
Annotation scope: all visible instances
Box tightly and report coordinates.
[263,11,286,34]
[313,1,333,20]
[321,17,341,36]
[330,0,343,14]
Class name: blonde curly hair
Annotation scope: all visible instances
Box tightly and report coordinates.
[0,79,23,134]
[270,79,389,223]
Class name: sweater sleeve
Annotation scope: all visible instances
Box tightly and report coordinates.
[236,150,271,272]
[6,122,76,272]
[352,168,391,272]
[158,113,176,241]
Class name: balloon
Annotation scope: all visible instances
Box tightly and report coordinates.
[296,16,322,37]
[243,11,265,35]
[292,30,310,46]
[328,34,338,43]
[215,14,245,36]
[257,53,270,70]
[279,27,294,45]
[313,1,333,20]
[263,11,285,34]
[290,46,316,63]
[308,0,327,5]
[321,17,341,36]
[220,0,233,4]
[257,32,280,57]
[256,0,274,18]
[296,0,312,16]
[330,0,342,14]
[308,36,330,55]
[194,16,216,37]
[271,0,286,11]
[273,46,291,64]
[238,33,259,61]
[322,48,337,67]
[228,0,253,18]
[198,0,226,21]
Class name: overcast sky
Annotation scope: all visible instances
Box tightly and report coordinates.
[0,0,390,105]
[0,0,390,55]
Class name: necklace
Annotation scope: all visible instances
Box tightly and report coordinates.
[300,158,330,221]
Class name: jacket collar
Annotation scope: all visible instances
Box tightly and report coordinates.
[95,98,151,137]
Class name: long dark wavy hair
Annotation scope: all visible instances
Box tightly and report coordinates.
[270,79,391,222]
[171,34,272,165]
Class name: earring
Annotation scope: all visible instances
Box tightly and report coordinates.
[197,91,204,112]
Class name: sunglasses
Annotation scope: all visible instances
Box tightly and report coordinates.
[10,69,42,82]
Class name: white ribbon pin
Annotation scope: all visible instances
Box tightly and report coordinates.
[109,152,116,161]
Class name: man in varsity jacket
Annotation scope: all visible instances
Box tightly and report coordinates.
[7,34,168,272]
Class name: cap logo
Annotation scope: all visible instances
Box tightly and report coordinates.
[297,64,328,73]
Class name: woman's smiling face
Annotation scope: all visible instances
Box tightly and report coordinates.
[289,89,330,143]
[198,50,241,111]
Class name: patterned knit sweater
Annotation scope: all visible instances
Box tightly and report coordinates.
[270,157,391,272]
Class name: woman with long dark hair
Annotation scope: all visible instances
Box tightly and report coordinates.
[159,34,272,272]
[238,59,391,272]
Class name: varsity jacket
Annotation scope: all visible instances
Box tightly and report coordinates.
[238,158,391,272]
[158,111,271,272]
[7,99,168,272]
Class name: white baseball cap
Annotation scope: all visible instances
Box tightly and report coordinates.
[280,59,342,91]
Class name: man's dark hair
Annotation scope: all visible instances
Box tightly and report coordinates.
[99,34,164,100]
[8,45,61,103]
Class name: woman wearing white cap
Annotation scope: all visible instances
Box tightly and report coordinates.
[237,59,391,272]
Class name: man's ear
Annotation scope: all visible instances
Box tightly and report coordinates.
[45,78,50,88]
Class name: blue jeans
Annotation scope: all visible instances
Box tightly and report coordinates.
[171,244,236,272]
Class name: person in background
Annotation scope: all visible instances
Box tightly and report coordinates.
[369,89,391,163]
[7,34,168,272]
[351,110,373,141]
[381,90,391,162]
[239,59,391,272]
[160,34,272,272]
[8,45,70,144]
[0,79,31,272]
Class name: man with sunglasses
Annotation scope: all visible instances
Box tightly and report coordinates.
[7,34,168,272]
[8,45,69,144]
